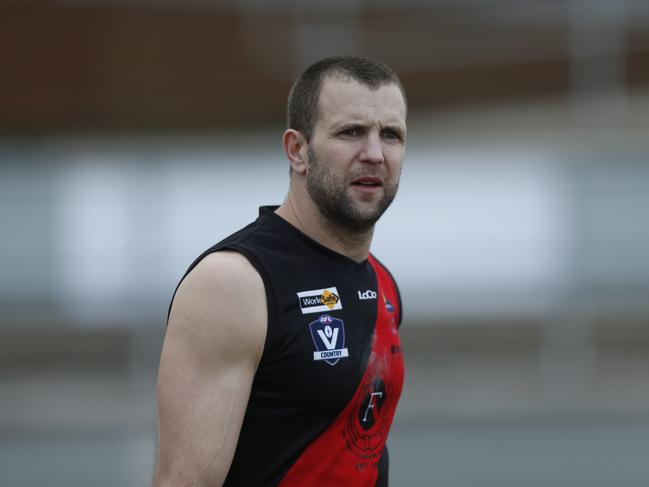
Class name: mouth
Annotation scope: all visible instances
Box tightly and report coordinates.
[350,177,383,190]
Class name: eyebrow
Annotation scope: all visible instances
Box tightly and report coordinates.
[333,122,407,136]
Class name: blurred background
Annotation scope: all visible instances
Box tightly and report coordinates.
[1,0,649,485]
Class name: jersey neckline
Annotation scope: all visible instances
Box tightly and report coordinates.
[258,205,371,273]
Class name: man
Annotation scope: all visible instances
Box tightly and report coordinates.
[155,55,407,486]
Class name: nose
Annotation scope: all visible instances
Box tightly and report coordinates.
[359,132,384,164]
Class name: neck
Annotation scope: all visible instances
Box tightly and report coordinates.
[275,193,373,263]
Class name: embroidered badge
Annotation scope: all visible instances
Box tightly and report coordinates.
[382,293,394,313]
[309,314,349,365]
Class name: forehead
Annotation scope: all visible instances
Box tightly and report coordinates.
[314,77,406,130]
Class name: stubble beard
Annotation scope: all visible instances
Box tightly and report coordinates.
[305,146,399,234]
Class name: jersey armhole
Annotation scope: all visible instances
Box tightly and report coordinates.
[221,245,277,364]
[165,245,277,364]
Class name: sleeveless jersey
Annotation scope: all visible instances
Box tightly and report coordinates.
[171,206,405,486]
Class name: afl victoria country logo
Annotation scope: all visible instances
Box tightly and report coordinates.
[308,314,349,365]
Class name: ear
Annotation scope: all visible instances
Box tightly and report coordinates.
[283,129,308,175]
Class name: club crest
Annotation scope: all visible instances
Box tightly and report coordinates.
[309,315,349,366]
[383,293,394,313]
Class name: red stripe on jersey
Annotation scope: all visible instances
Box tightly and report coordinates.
[277,255,404,486]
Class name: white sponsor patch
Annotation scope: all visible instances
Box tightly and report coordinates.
[297,287,343,314]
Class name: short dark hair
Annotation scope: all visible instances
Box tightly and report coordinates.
[287,55,406,141]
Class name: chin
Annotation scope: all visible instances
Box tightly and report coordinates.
[348,209,384,230]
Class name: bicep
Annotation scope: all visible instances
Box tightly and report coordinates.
[156,333,254,486]
[155,252,266,486]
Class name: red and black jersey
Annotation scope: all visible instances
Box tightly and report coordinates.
[171,206,405,486]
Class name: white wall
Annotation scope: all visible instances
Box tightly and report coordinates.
[0,129,649,324]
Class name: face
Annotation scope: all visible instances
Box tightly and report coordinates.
[305,77,407,233]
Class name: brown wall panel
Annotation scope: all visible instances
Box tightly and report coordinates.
[0,4,647,133]
[0,5,294,131]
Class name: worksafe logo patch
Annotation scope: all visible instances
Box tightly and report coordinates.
[297,287,342,314]
[309,315,349,365]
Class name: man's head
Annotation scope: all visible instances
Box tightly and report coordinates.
[283,56,407,233]
[287,55,407,142]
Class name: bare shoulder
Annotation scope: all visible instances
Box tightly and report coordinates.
[166,250,267,366]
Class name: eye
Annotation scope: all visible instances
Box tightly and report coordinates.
[339,127,363,137]
[381,129,402,141]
